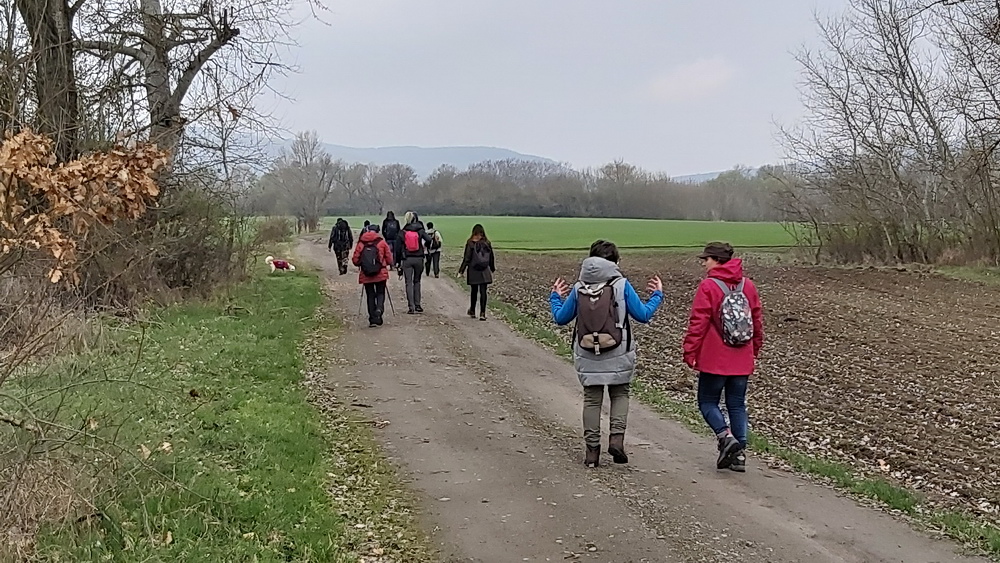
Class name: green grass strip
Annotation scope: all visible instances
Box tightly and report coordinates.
[33,271,431,562]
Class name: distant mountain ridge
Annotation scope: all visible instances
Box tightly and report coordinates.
[264,139,735,182]
[266,140,558,178]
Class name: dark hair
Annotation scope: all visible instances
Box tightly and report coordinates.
[427,221,434,229]
[698,242,734,264]
[589,239,620,263]
[386,211,395,219]
[363,220,370,226]
[469,223,489,243]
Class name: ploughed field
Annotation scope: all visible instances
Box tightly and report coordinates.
[488,251,1000,524]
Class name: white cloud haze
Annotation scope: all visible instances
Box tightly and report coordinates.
[263,1,847,176]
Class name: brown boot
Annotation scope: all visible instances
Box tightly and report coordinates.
[608,433,628,464]
[584,445,601,468]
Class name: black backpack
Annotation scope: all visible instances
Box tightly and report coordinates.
[471,242,491,271]
[383,220,399,241]
[359,242,382,276]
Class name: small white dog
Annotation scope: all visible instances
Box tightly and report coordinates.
[265,255,296,273]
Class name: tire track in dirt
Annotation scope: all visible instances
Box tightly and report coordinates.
[298,238,987,563]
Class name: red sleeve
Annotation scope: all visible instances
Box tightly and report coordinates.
[749,282,764,357]
[682,280,715,367]
[379,240,393,266]
[351,242,363,267]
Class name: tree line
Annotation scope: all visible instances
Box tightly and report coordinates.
[247,132,789,225]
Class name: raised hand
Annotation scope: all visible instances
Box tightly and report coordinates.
[647,275,663,294]
[552,277,570,298]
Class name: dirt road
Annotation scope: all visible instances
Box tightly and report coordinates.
[299,239,987,563]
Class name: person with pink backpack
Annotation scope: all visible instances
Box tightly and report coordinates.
[394,211,432,314]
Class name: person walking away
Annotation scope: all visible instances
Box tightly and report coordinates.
[352,226,394,327]
[363,219,371,232]
[458,224,495,321]
[328,218,354,275]
[550,240,663,468]
[382,211,401,260]
[395,211,431,314]
[682,242,764,473]
[424,221,443,277]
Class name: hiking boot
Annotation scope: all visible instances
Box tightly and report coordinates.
[717,435,741,470]
[415,306,424,313]
[479,314,487,321]
[407,309,415,315]
[467,307,476,318]
[585,445,601,468]
[369,322,377,328]
[730,450,746,472]
[608,433,628,464]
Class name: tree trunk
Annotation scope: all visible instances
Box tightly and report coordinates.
[15,0,78,162]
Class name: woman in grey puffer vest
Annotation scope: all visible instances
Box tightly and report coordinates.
[550,240,663,468]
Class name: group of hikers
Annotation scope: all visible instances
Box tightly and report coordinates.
[329,214,764,472]
[327,211,495,325]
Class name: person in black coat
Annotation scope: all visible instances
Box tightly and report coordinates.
[381,211,401,259]
[458,223,496,321]
[327,218,354,275]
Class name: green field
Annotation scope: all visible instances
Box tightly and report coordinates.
[323,216,796,251]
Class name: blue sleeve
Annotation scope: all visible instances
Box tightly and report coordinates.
[550,289,578,326]
[624,280,662,323]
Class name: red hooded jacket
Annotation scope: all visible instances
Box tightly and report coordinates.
[351,231,393,284]
[682,258,764,376]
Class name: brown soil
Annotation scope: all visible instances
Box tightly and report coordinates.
[490,251,1000,523]
[299,238,990,562]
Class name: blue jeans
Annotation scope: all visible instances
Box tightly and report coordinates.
[697,373,749,447]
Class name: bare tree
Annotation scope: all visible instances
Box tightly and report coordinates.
[259,131,336,232]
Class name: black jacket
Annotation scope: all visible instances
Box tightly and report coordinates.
[395,221,431,263]
[459,239,496,285]
[328,222,353,252]
[382,218,401,242]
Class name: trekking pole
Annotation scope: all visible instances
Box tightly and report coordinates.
[385,286,396,316]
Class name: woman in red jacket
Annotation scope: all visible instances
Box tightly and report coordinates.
[352,226,394,328]
[682,242,764,473]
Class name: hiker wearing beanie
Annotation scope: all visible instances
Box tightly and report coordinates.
[550,240,663,468]
[682,242,765,473]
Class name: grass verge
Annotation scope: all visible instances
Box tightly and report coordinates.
[33,269,432,562]
[452,273,1000,559]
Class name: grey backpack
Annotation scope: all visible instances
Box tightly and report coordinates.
[711,278,753,347]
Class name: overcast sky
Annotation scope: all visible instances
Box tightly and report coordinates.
[264,1,849,176]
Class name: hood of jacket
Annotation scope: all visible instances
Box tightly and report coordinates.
[578,257,623,285]
[359,230,383,244]
[707,258,745,284]
[402,220,425,232]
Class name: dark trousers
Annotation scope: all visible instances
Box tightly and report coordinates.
[424,252,441,276]
[401,256,424,310]
[469,283,488,315]
[364,281,386,325]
